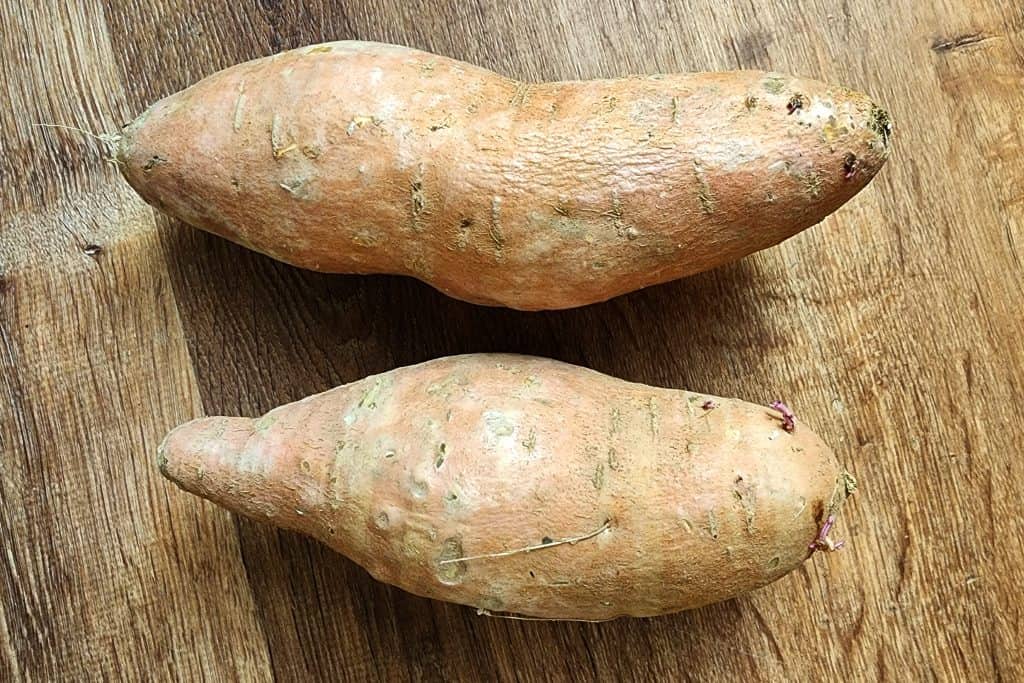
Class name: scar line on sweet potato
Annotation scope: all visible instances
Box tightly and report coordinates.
[439,520,610,564]
[476,608,612,623]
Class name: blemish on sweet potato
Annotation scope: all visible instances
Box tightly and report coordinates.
[429,114,453,132]
[347,115,382,136]
[410,169,427,231]
[801,171,823,199]
[270,114,291,158]
[521,428,537,453]
[843,152,858,179]
[707,511,720,539]
[762,75,786,94]
[693,161,716,214]
[868,105,893,149]
[509,82,532,108]
[233,93,247,132]
[437,537,468,583]
[452,217,473,250]
[142,155,166,173]
[489,196,505,255]
[647,397,660,436]
[358,379,384,409]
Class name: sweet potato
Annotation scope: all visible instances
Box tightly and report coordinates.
[118,41,891,310]
[158,354,853,620]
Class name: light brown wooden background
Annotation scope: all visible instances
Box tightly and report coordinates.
[2,1,1022,680]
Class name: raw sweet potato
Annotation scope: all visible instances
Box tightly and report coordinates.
[118,41,891,310]
[158,354,853,620]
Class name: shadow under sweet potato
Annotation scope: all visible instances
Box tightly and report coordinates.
[157,216,773,413]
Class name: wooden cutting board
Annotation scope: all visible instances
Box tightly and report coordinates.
[2,1,1021,679]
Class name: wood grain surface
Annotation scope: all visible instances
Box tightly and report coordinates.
[1,1,1021,680]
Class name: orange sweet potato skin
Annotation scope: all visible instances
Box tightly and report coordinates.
[119,41,890,310]
[158,354,851,620]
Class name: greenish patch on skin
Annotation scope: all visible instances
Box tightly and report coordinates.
[410,479,428,499]
[480,596,504,611]
[358,379,384,409]
[156,446,168,471]
[743,94,759,110]
[762,75,786,94]
[592,462,605,490]
[306,45,333,54]
[434,443,447,469]
[485,413,515,437]
[801,170,824,199]
[255,414,277,433]
[767,556,781,570]
[821,116,849,144]
[279,178,307,197]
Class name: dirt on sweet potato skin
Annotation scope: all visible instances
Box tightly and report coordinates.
[158,354,851,620]
[119,41,891,310]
